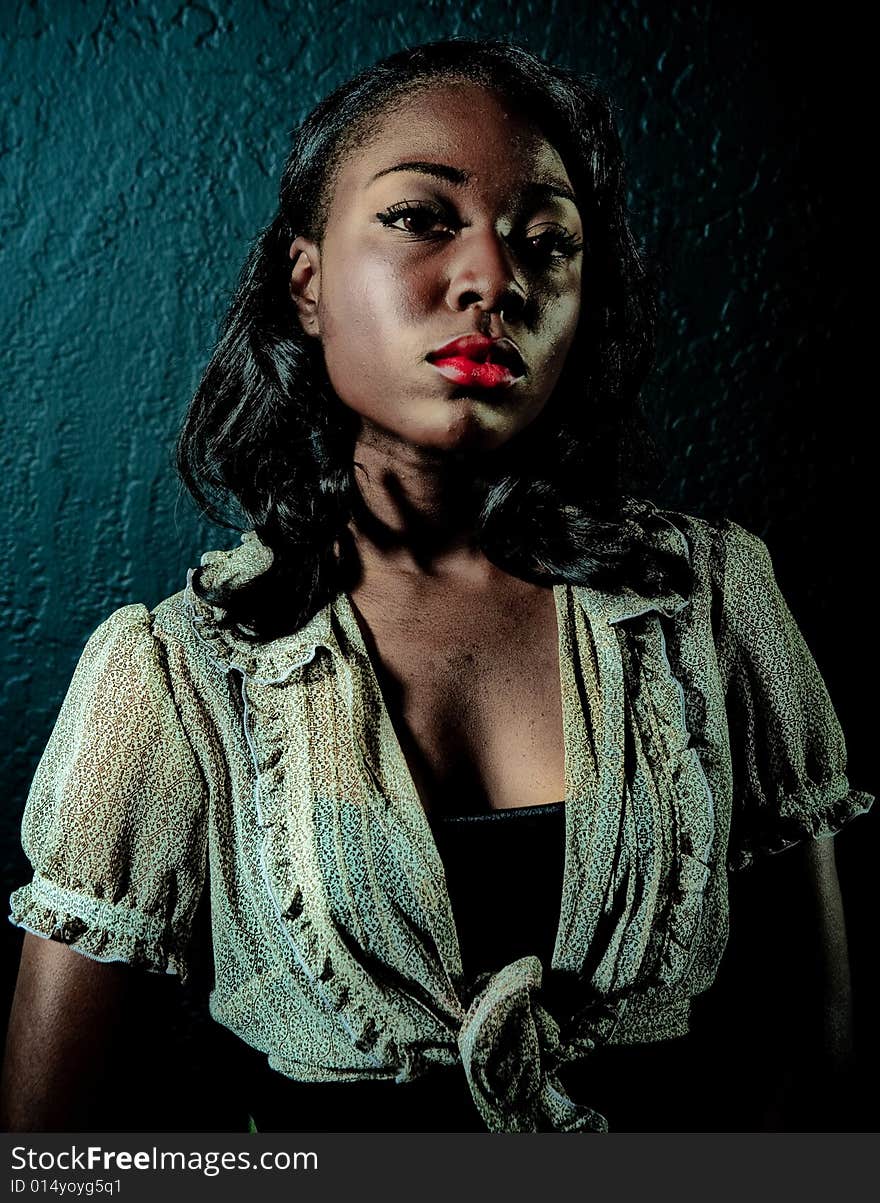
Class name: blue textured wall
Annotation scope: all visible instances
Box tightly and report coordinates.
[1,1,872,1126]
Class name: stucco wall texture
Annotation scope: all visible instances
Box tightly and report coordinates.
[1,1,873,1127]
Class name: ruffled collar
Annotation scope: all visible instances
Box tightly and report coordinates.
[185,498,692,681]
[572,496,692,625]
[185,538,331,682]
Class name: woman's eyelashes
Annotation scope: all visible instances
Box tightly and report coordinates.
[374,199,583,264]
[375,198,450,237]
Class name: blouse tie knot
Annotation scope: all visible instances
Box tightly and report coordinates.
[456,955,608,1133]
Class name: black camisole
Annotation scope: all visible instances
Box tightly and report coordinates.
[428,799,567,977]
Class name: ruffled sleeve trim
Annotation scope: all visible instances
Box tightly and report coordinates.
[727,780,874,872]
[8,875,193,981]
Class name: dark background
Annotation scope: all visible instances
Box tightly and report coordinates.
[1,0,874,1130]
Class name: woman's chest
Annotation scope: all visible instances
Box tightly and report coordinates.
[196,582,729,1008]
[346,579,566,817]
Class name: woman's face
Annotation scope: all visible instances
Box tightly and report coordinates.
[290,81,584,454]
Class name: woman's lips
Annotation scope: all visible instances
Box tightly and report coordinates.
[428,356,522,388]
[425,334,527,389]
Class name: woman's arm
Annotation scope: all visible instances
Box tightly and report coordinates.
[729,837,854,1131]
[1,933,174,1131]
[800,838,853,1064]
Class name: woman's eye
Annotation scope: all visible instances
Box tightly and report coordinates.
[375,205,582,264]
[376,201,452,237]
[521,226,584,261]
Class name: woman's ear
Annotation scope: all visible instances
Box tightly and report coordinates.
[289,237,321,337]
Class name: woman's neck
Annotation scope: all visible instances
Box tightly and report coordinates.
[348,423,495,583]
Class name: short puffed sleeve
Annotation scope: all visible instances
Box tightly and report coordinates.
[8,604,208,981]
[716,521,873,871]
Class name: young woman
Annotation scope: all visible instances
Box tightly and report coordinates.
[2,38,873,1133]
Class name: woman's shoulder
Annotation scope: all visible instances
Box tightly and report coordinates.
[647,498,750,549]
[63,533,271,698]
[619,498,786,638]
[646,499,772,585]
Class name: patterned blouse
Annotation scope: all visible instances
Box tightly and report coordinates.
[8,499,874,1133]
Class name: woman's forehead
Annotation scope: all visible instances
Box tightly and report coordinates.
[336,82,574,199]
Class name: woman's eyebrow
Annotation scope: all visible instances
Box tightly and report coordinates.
[368,160,578,206]
[520,179,579,208]
[369,160,469,187]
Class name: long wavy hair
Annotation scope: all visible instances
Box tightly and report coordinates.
[178,37,686,639]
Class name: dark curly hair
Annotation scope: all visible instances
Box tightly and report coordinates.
[178,37,686,639]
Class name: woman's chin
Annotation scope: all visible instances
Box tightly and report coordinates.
[389,397,537,456]
[426,405,511,453]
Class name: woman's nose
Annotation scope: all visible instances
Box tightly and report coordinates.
[445,228,527,320]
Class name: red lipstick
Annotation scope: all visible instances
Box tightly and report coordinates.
[426,334,526,389]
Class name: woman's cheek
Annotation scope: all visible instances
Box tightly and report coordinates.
[534,293,580,387]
